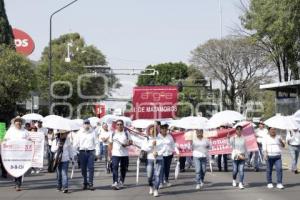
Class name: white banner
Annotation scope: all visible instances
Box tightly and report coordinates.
[29,132,45,168]
[1,139,34,177]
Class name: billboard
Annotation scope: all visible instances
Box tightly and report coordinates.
[132,86,178,119]
[12,28,35,56]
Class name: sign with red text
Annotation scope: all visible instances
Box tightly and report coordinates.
[209,123,258,155]
[29,132,45,168]
[172,132,192,157]
[95,104,106,118]
[13,28,35,56]
[1,139,34,177]
[132,86,178,119]
[171,123,258,156]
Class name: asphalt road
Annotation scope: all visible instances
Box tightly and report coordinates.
[0,156,299,200]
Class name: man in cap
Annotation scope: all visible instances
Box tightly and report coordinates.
[73,119,99,190]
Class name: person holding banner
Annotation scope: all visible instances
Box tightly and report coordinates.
[73,119,99,191]
[108,119,133,190]
[46,129,55,172]
[192,129,211,190]
[228,125,247,189]
[158,122,176,188]
[218,125,230,172]
[263,127,285,189]
[4,117,29,191]
[51,130,75,193]
[142,124,166,197]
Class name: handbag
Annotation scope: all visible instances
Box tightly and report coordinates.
[231,137,245,160]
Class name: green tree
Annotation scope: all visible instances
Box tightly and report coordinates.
[0,46,36,124]
[36,33,119,117]
[0,0,14,48]
[137,62,189,86]
[136,63,212,117]
[240,0,300,81]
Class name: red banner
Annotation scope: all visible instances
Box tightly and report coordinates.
[132,86,178,120]
[172,123,258,156]
[172,132,192,157]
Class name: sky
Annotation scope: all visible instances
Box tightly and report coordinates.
[4,0,243,109]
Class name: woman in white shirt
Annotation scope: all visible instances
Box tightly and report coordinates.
[157,123,176,187]
[98,123,112,173]
[263,127,285,189]
[142,124,165,197]
[228,125,247,189]
[286,129,300,174]
[4,117,29,191]
[51,131,75,193]
[192,129,211,190]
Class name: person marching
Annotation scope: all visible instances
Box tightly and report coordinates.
[253,121,268,171]
[217,125,230,172]
[98,122,112,173]
[46,128,55,172]
[158,122,176,187]
[51,130,75,193]
[286,129,300,174]
[228,125,247,189]
[143,124,165,197]
[4,116,30,191]
[263,127,285,189]
[108,119,133,190]
[73,119,99,191]
[192,129,211,190]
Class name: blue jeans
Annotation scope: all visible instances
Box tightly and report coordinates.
[253,143,263,170]
[266,155,282,184]
[57,161,69,189]
[112,156,129,183]
[47,145,54,172]
[232,160,245,183]
[194,157,207,184]
[79,150,95,186]
[161,155,173,183]
[288,145,300,171]
[99,142,104,157]
[147,159,163,189]
[218,154,228,171]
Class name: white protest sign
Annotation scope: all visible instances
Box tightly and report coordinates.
[1,139,34,177]
[29,132,45,168]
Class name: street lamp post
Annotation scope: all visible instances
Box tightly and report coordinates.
[48,0,79,113]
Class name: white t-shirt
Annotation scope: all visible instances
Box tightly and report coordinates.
[4,127,29,140]
[51,137,75,162]
[157,133,175,156]
[255,128,268,144]
[73,128,99,155]
[99,129,112,146]
[109,131,132,157]
[192,137,210,158]
[142,137,165,160]
[263,135,283,156]
[286,130,300,146]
